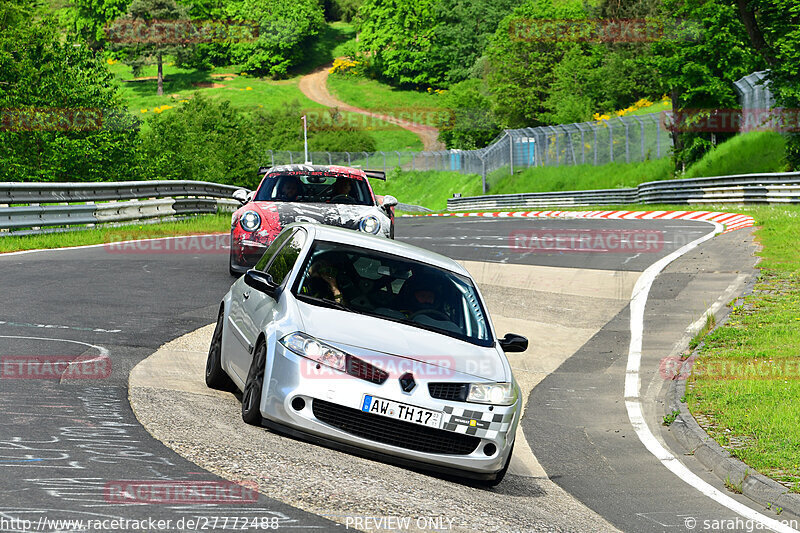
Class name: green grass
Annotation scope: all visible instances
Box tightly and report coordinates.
[487,158,674,194]
[683,131,788,178]
[0,215,230,253]
[111,60,421,150]
[327,73,446,118]
[371,169,484,211]
[685,205,800,493]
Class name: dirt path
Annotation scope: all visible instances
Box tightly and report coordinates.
[298,64,445,151]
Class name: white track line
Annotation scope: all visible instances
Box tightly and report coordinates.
[624,222,798,533]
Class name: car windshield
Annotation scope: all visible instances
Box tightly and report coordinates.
[254,173,373,206]
[293,241,493,346]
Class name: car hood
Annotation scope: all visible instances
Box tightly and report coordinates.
[294,300,509,382]
[251,201,384,231]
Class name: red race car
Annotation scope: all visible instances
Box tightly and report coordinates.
[229,164,398,276]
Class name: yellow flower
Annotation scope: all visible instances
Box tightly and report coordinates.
[245,86,253,91]
[106,58,117,65]
[140,108,148,113]
[179,99,189,103]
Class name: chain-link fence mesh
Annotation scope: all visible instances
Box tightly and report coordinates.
[265,111,671,192]
[734,70,774,119]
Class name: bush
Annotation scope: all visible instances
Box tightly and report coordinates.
[437,79,501,149]
[139,94,263,188]
[0,2,140,182]
[228,0,326,77]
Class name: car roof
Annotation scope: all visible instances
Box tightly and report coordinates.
[291,223,470,277]
[265,164,367,179]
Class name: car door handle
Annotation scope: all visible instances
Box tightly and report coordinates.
[242,291,250,300]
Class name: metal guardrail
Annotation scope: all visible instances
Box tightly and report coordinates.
[0,180,242,234]
[447,172,800,210]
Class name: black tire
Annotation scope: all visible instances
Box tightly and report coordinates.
[482,442,514,487]
[241,340,267,426]
[229,247,240,277]
[205,308,235,391]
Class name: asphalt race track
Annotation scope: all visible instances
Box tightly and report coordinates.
[0,216,790,533]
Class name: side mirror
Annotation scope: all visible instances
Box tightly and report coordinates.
[233,189,249,205]
[499,333,528,353]
[244,269,278,297]
[381,195,398,208]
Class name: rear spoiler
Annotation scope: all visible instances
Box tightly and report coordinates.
[364,170,386,181]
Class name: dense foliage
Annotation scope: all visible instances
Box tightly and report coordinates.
[0,1,140,181]
[227,0,326,77]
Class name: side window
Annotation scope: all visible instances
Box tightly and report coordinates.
[254,229,293,272]
[266,229,308,286]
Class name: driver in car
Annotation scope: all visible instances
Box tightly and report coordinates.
[304,257,346,305]
[276,177,302,201]
[329,177,353,201]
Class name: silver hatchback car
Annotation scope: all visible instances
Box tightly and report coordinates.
[206,223,528,484]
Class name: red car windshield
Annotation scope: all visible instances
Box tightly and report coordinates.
[255,174,374,206]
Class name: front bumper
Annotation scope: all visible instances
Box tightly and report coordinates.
[259,342,519,476]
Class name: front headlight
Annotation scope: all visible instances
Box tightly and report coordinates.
[279,332,346,372]
[240,210,261,232]
[359,216,381,234]
[467,382,517,406]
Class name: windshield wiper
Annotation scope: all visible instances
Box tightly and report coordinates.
[295,293,349,312]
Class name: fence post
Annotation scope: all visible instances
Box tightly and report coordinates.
[381,151,386,173]
[593,124,598,166]
[411,153,416,170]
[346,152,351,165]
[328,152,332,165]
[508,132,514,175]
[656,118,661,158]
[632,115,645,160]
[395,151,402,171]
[268,149,274,167]
[608,122,614,163]
[481,157,487,193]
[364,152,369,168]
[621,117,630,163]
[289,151,294,164]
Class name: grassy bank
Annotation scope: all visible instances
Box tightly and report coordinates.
[0,214,230,253]
[372,169,484,211]
[686,205,800,492]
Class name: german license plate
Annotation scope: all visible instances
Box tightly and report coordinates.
[361,395,442,429]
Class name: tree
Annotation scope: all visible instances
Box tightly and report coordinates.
[356,0,438,87]
[732,0,800,169]
[0,1,140,182]
[65,0,132,49]
[140,94,262,188]
[356,0,516,88]
[227,0,326,77]
[110,0,192,96]
[484,0,590,128]
[437,78,501,149]
[650,0,764,169]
